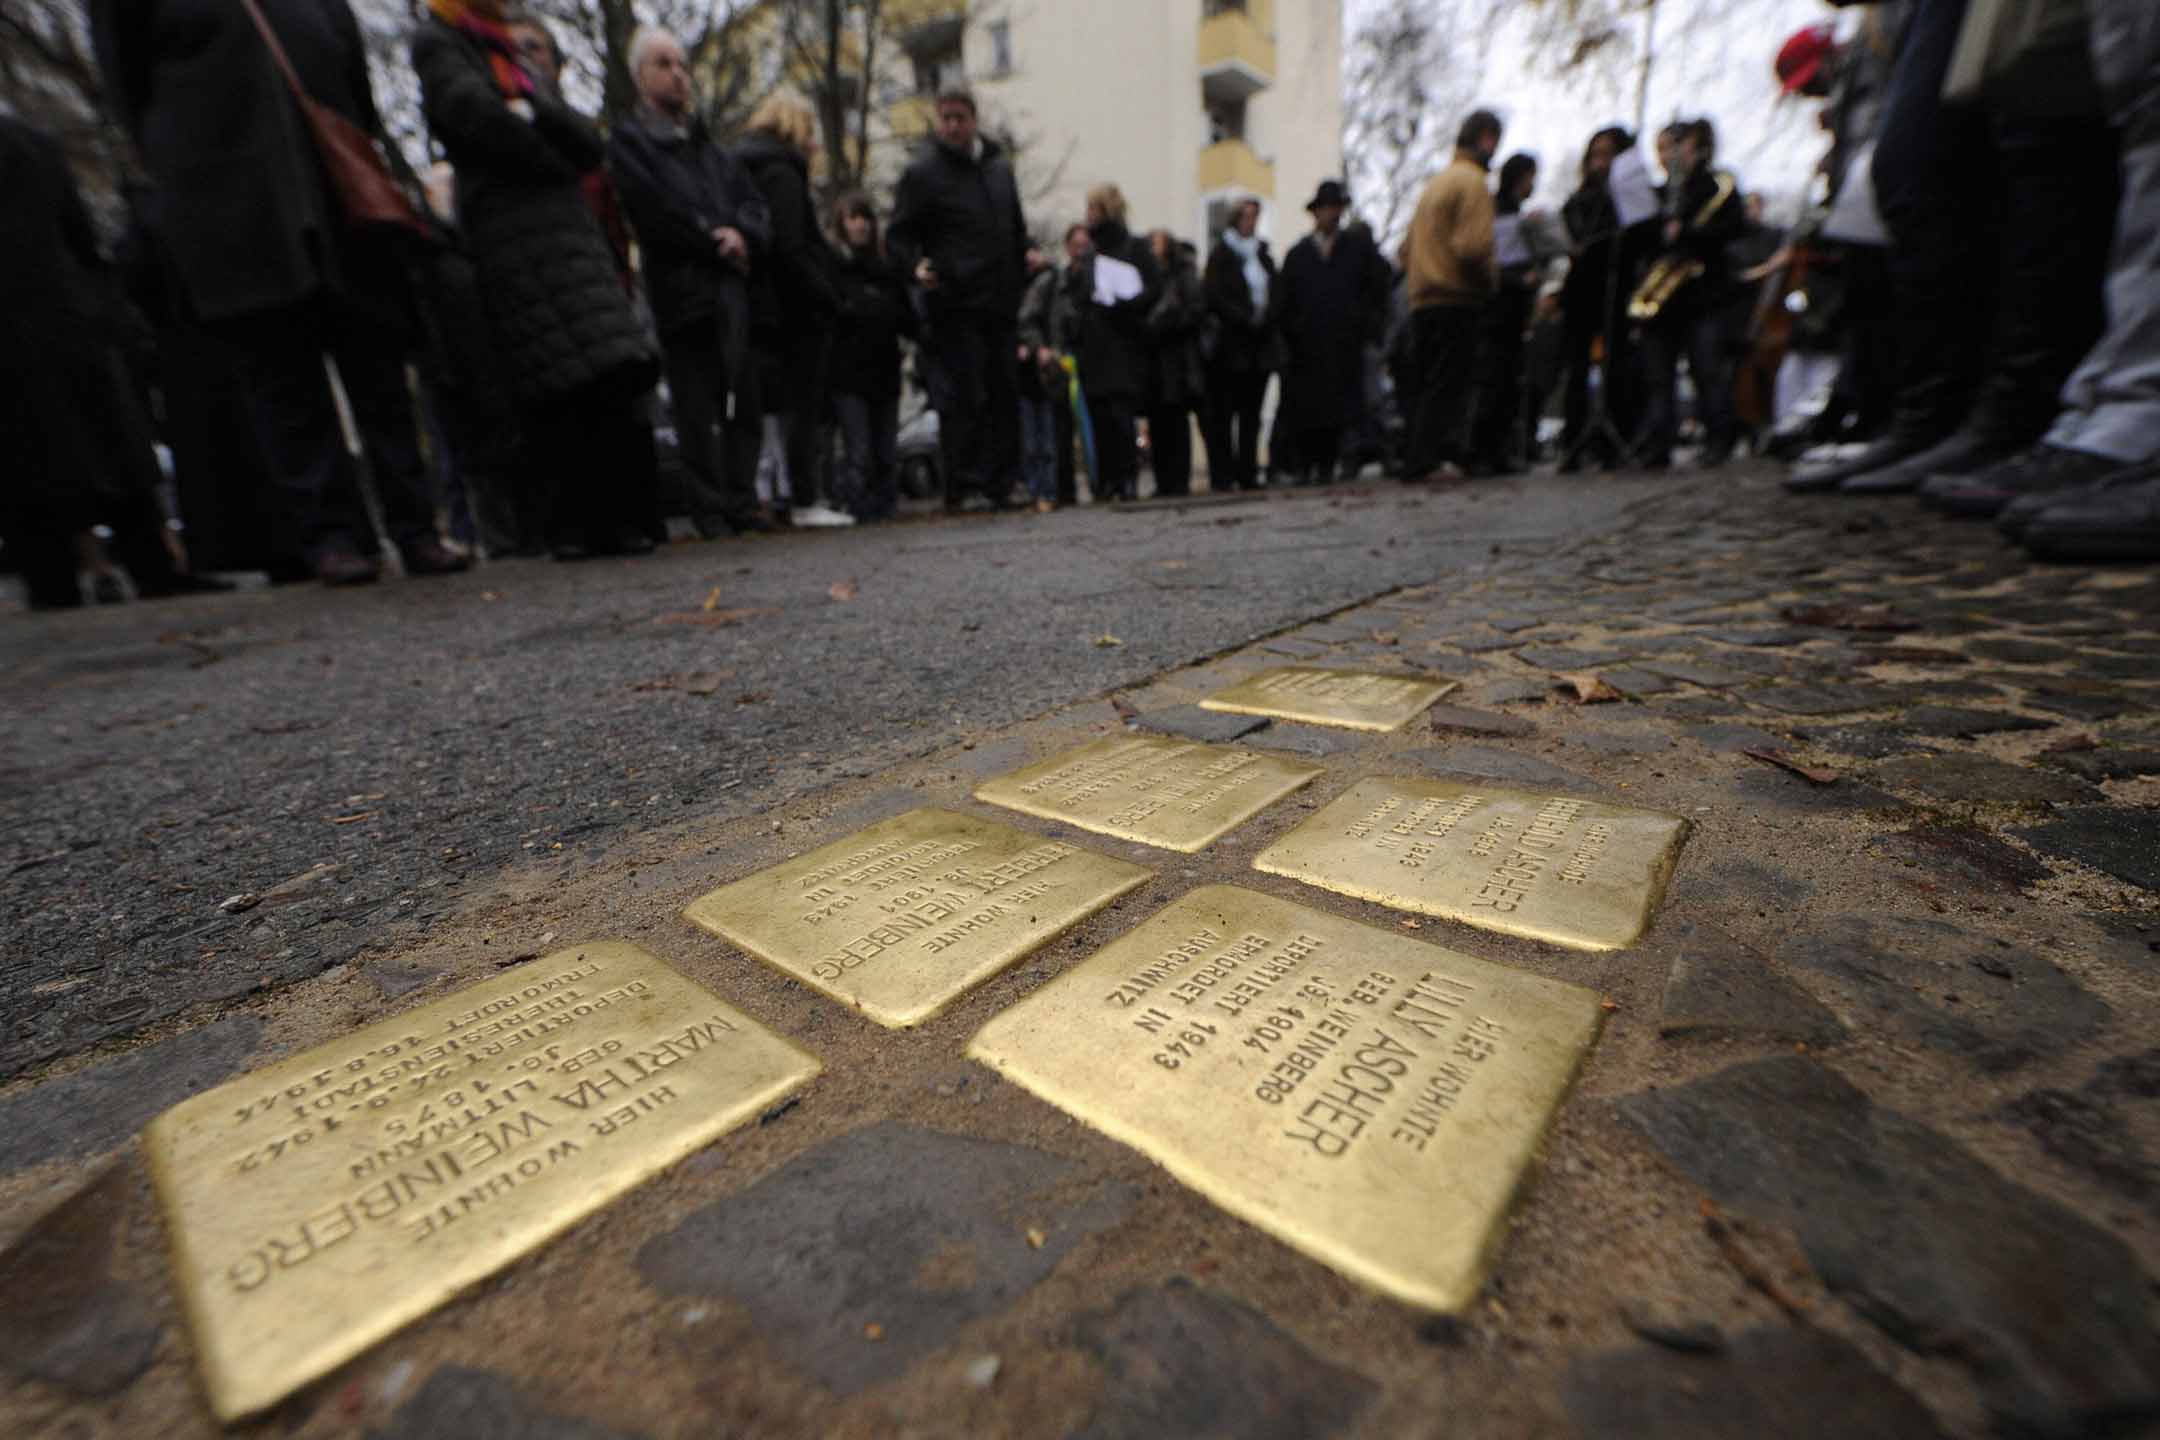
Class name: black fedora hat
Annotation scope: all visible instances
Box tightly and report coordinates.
[1304,179,1350,212]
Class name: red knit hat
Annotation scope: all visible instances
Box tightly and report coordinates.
[1775,24,1836,96]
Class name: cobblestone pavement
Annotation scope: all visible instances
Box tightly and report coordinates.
[3,463,2158,1439]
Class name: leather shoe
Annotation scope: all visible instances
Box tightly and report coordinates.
[2021,475,2160,562]
[1924,445,2127,521]
[1782,431,1936,493]
[1838,428,2016,496]
[2000,457,2157,537]
[313,548,381,586]
[403,537,472,576]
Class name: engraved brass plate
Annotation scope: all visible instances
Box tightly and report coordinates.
[968,886,1602,1312]
[1200,666,1460,732]
[145,943,820,1421]
[684,808,1151,1027]
[1253,776,1689,951]
[973,735,1322,853]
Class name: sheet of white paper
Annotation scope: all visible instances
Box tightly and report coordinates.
[1821,143,1890,247]
[1610,147,1659,228]
[1493,215,1531,267]
[1092,254,1143,306]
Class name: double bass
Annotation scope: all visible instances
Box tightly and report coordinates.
[1732,238,1823,434]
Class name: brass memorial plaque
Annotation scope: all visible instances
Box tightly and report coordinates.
[683,808,1152,1027]
[1200,666,1460,732]
[1253,776,1689,951]
[145,942,820,1420]
[969,886,1602,1312]
[974,735,1322,852]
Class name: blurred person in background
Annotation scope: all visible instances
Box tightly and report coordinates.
[828,192,913,522]
[1145,229,1209,498]
[1061,184,1160,502]
[1200,197,1278,491]
[94,0,465,585]
[1275,180,1388,485]
[413,0,660,561]
[609,25,774,537]
[890,88,1031,511]
[735,92,851,528]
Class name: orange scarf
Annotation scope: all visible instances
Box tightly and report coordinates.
[428,0,533,99]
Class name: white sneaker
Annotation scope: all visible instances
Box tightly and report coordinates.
[792,503,857,528]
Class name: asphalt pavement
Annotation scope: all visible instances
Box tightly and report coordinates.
[0,475,1649,1082]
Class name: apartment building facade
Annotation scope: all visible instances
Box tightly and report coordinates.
[882,0,1345,250]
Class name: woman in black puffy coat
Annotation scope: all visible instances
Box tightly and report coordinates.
[411,1,660,560]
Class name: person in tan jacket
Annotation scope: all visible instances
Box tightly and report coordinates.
[1402,110,1503,482]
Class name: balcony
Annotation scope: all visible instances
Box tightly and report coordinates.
[1197,138,1274,198]
[1198,3,1274,106]
[887,0,966,56]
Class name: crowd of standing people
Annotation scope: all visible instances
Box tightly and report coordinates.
[4,0,2155,611]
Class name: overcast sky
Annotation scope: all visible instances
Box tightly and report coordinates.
[1346,0,1842,212]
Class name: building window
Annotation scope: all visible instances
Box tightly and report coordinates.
[988,20,1013,76]
[1208,97,1247,144]
[912,43,963,96]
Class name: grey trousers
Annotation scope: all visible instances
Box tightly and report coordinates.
[2048,0,2160,463]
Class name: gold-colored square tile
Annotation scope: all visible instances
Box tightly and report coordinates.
[684,808,1151,1027]
[146,943,819,1421]
[974,735,1321,853]
[1253,776,1688,951]
[1199,666,1460,731]
[968,886,1602,1312]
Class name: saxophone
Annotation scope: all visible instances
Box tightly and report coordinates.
[1628,170,1736,321]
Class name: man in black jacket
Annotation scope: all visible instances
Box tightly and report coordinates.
[888,88,1030,510]
[608,27,773,536]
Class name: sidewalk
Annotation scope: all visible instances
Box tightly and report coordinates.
[3,463,2157,1438]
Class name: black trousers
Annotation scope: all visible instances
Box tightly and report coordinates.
[1086,393,1138,500]
[924,308,1019,504]
[1201,369,1267,489]
[768,331,832,510]
[525,378,658,550]
[1470,288,1534,467]
[1871,0,2116,444]
[1148,403,1193,496]
[664,331,763,530]
[1635,295,1735,461]
[222,301,436,573]
[1054,384,1078,505]
[1405,303,1482,475]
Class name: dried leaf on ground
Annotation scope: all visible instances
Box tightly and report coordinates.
[1742,748,1841,785]
[653,607,769,627]
[1856,643,1968,666]
[1093,633,1124,648]
[1780,602,1920,632]
[681,673,726,697]
[735,691,771,706]
[2039,733,2099,754]
[829,579,859,602]
[1110,695,1139,723]
[701,586,723,612]
[1553,672,1624,704]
